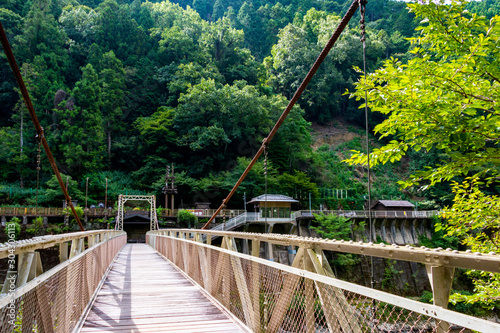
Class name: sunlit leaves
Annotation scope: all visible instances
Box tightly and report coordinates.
[345,1,500,188]
[438,176,500,309]
[267,8,387,123]
[59,5,98,44]
[345,0,500,308]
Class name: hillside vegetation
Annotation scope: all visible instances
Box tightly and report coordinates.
[0,0,493,210]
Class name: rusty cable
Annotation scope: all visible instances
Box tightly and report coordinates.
[0,21,85,231]
[202,0,361,229]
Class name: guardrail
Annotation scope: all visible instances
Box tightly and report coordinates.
[148,229,500,333]
[210,212,260,231]
[293,210,439,219]
[0,207,248,218]
[0,207,113,217]
[165,209,247,217]
[0,230,127,332]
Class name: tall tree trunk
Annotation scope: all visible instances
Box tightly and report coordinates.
[19,106,23,189]
[107,120,111,169]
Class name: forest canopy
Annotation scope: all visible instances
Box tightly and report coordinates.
[0,0,497,213]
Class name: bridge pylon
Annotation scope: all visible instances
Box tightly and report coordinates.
[115,194,158,231]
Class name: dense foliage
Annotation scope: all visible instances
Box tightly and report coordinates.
[0,0,424,208]
[1,0,500,312]
[346,0,500,308]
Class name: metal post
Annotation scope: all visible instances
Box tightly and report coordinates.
[171,164,175,211]
[309,193,312,214]
[244,192,246,211]
[165,165,169,212]
[105,178,108,209]
[85,177,89,209]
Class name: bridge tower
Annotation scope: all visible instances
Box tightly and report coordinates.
[115,194,158,231]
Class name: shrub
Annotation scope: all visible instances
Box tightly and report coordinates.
[310,213,361,272]
[46,224,62,234]
[177,210,198,228]
[311,213,352,240]
[63,206,84,226]
[419,215,460,250]
[4,216,21,240]
[26,216,44,236]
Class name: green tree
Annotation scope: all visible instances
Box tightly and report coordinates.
[237,1,261,55]
[266,8,386,123]
[95,0,149,64]
[5,217,21,240]
[147,0,208,79]
[192,0,212,21]
[132,106,177,188]
[177,209,198,228]
[466,0,500,19]
[59,5,98,45]
[267,94,311,172]
[345,0,500,307]
[311,213,352,240]
[277,171,319,207]
[200,17,262,85]
[212,0,225,21]
[99,51,126,168]
[173,79,290,176]
[135,106,176,159]
[164,62,223,105]
[0,127,31,184]
[439,177,500,309]
[157,25,201,65]
[14,0,69,113]
[310,213,360,270]
[26,216,43,236]
[74,64,105,171]
[0,8,22,121]
[49,63,105,176]
[58,5,100,84]
[43,173,83,206]
[131,0,154,30]
[253,3,294,59]
[346,1,500,189]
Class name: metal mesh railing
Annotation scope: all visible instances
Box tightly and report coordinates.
[292,210,439,219]
[0,233,126,333]
[149,234,499,333]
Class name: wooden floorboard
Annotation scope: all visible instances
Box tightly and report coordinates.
[80,243,247,333]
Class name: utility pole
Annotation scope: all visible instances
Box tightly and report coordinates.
[171,164,175,211]
[85,177,89,223]
[19,104,23,188]
[162,164,177,215]
[105,178,108,209]
[85,177,89,209]
[164,165,170,211]
[309,192,312,215]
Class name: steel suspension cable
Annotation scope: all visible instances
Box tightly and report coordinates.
[35,137,41,211]
[0,22,85,231]
[264,146,268,226]
[358,0,375,291]
[202,0,361,229]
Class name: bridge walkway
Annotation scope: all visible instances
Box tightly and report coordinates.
[79,244,247,333]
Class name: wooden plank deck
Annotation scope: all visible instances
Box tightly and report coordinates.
[80,244,248,333]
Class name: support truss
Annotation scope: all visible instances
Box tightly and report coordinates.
[115,195,158,231]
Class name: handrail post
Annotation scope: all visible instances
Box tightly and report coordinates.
[59,242,69,262]
[426,265,455,333]
[16,251,43,287]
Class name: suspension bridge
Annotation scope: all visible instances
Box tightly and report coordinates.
[1,0,499,331]
[1,226,500,332]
